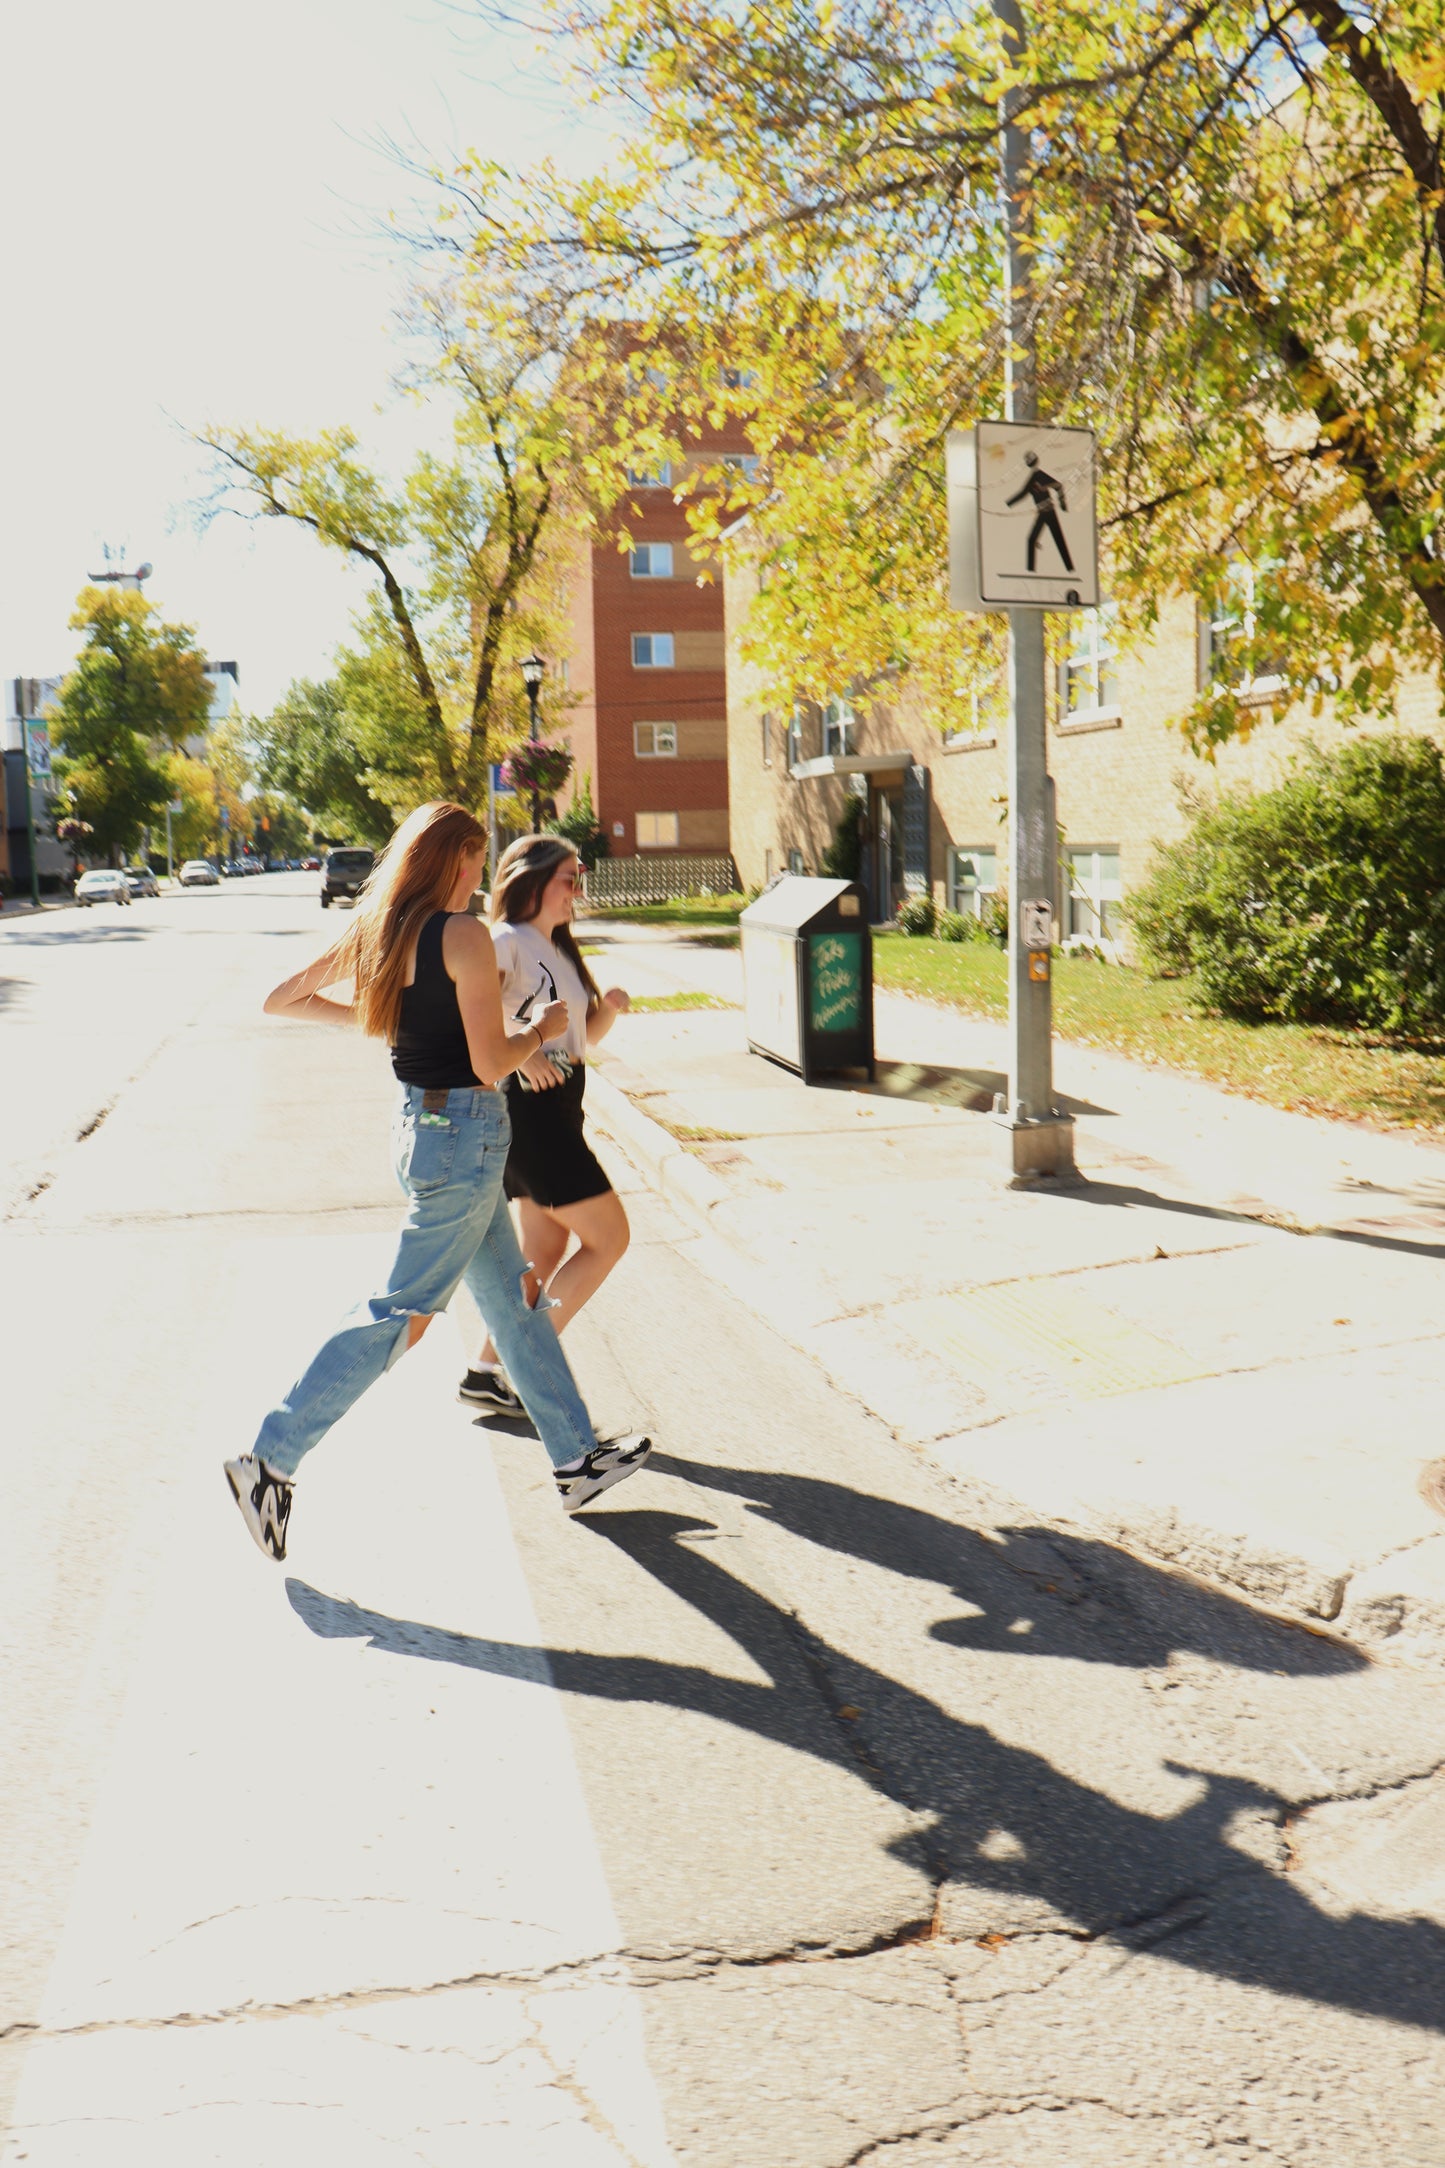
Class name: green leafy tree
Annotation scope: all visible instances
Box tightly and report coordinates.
[465,0,1445,747]
[249,791,312,859]
[51,588,212,859]
[548,768,609,867]
[251,675,397,847]
[163,754,219,861]
[195,290,608,810]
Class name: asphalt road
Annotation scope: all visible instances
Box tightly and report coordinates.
[3,877,1445,2165]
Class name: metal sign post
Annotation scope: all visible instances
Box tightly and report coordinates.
[943,3,1091,1183]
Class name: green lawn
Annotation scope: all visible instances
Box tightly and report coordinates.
[579,900,1445,1130]
[627,990,739,1013]
[873,932,1445,1132]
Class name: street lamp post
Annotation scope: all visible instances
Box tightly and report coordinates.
[519,653,546,832]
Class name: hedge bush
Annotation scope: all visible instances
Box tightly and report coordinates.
[897,892,937,936]
[1129,734,1445,1032]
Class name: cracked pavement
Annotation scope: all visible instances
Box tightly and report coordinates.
[4,877,1445,2164]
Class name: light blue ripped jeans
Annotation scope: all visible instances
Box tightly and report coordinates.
[252,1083,598,1479]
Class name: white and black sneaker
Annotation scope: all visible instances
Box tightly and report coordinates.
[555,1434,653,1516]
[457,1366,526,1418]
[224,1453,293,1561]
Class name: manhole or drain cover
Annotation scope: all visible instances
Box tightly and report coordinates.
[1418,1460,1445,1517]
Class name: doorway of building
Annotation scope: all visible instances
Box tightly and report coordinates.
[867,785,904,923]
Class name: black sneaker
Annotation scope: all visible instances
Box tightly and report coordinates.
[555,1435,653,1516]
[458,1367,526,1417]
[224,1453,293,1561]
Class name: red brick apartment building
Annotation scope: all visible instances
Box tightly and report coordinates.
[560,452,744,862]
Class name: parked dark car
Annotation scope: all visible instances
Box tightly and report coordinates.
[321,847,375,909]
[125,866,160,898]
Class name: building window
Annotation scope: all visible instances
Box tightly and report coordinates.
[949,847,998,920]
[761,712,773,767]
[1202,565,1285,696]
[786,707,805,769]
[823,697,858,757]
[630,543,674,579]
[945,665,1007,745]
[637,812,680,849]
[627,462,673,488]
[787,848,805,875]
[721,365,757,389]
[634,721,678,758]
[1066,848,1123,942]
[1059,607,1119,718]
[719,452,760,478]
[632,633,675,669]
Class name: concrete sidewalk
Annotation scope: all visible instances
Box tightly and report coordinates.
[581,927,1445,1667]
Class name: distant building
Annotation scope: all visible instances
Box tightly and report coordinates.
[724,566,1445,939]
[2,678,67,890]
[205,660,240,721]
[561,498,733,860]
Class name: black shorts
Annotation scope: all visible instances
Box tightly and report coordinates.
[503,1063,613,1210]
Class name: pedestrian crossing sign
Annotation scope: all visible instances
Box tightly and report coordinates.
[948,422,1099,611]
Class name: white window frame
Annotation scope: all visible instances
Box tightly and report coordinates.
[718,452,760,478]
[634,721,678,758]
[786,707,806,770]
[949,846,998,920]
[1059,606,1120,721]
[822,697,858,758]
[629,543,674,579]
[1204,564,1285,699]
[1065,847,1123,948]
[632,633,675,669]
[636,811,680,850]
[944,669,1007,747]
[626,461,673,489]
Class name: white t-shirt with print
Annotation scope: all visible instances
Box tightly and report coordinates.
[491,918,591,1067]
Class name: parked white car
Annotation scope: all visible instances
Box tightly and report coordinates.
[178,859,220,887]
[75,869,132,907]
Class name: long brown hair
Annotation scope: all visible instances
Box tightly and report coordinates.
[490,834,599,1000]
[337,801,487,1041]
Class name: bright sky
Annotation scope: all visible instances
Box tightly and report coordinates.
[0,0,597,714]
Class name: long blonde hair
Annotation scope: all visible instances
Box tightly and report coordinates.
[490,833,599,1001]
[337,802,486,1041]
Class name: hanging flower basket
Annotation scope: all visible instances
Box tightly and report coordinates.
[502,741,574,797]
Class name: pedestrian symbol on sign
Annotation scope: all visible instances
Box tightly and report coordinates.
[1007,454,1074,575]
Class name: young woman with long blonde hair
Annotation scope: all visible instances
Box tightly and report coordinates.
[457,835,635,1416]
[224,802,651,1562]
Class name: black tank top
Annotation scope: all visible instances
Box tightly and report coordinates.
[391,912,480,1087]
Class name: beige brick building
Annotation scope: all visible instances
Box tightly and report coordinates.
[724,559,1444,950]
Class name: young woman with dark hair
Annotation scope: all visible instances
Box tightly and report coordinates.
[224,802,652,1563]
[458,834,635,1416]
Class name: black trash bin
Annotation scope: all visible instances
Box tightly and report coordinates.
[740,876,874,1083]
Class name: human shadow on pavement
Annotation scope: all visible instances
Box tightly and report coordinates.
[1056,1176,1445,1264]
[287,1498,1444,2036]
[643,1453,1364,1678]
